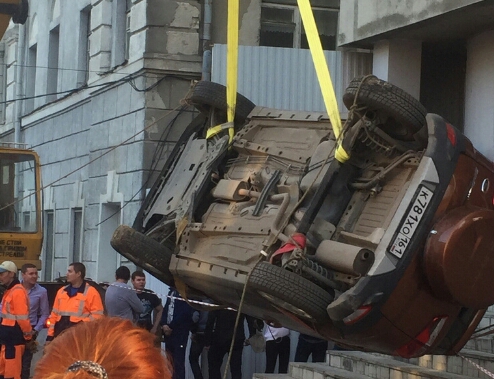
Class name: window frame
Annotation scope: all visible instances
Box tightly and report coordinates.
[0,45,6,124]
[111,0,128,68]
[71,207,83,263]
[43,210,55,281]
[25,43,37,113]
[47,24,60,102]
[125,0,131,61]
[77,6,92,87]
[260,3,338,50]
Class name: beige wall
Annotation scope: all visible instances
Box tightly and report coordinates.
[464,30,494,161]
[338,0,483,46]
[373,39,422,99]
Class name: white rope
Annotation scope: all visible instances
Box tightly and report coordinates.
[106,282,236,310]
[458,353,494,378]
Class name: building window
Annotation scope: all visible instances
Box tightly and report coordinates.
[125,0,131,60]
[0,45,6,123]
[98,203,121,282]
[78,6,91,87]
[23,211,30,230]
[260,3,338,50]
[72,208,83,262]
[47,25,60,102]
[25,44,37,112]
[43,211,54,281]
[111,0,128,67]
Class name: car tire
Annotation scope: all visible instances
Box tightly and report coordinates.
[189,81,256,125]
[248,262,333,321]
[111,225,174,286]
[343,76,427,142]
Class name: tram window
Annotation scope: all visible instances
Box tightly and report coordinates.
[2,165,8,184]
[0,153,38,232]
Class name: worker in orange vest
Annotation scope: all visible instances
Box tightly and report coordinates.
[45,262,104,346]
[0,261,34,379]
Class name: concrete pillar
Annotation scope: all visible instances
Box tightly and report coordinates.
[464,30,494,161]
[89,0,113,79]
[373,39,422,100]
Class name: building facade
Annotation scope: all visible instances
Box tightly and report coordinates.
[339,0,494,161]
[1,0,202,282]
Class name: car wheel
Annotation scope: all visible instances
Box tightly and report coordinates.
[343,76,427,142]
[111,225,174,286]
[189,81,256,127]
[248,262,333,322]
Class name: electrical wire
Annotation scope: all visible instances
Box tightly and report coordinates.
[101,86,201,231]
[0,99,194,216]
[94,105,189,227]
[128,76,168,93]
[1,61,180,78]
[0,71,191,106]
[4,62,132,75]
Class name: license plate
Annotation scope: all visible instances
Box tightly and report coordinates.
[389,185,434,259]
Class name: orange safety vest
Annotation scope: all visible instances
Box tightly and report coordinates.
[47,282,104,337]
[0,281,32,341]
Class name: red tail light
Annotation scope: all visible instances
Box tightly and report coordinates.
[446,123,456,146]
[394,316,448,358]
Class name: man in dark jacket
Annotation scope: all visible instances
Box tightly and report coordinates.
[205,309,258,379]
[161,287,195,379]
[294,333,328,363]
[189,307,209,379]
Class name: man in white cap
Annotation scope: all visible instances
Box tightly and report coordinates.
[0,261,34,379]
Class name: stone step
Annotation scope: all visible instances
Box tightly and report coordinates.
[253,374,294,379]
[328,350,475,379]
[290,362,372,379]
[466,309,494,355]
[463,338,494,354]
[457,349,494,378]
[411,350,494,378]
[465,320,494,354]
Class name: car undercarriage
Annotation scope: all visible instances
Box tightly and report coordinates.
[112,77,494,357]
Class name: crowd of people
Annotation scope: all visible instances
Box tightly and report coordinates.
[0,261,332,379]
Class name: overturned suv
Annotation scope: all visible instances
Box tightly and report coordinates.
[112,77,494,358]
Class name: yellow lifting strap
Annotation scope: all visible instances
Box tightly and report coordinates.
[206,122,234,140]
[297,0,349,163]
[225,0,239,143]
[207,0,238,142]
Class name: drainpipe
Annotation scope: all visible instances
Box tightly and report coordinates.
[13,22,25,144]
[201,0,212,81]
